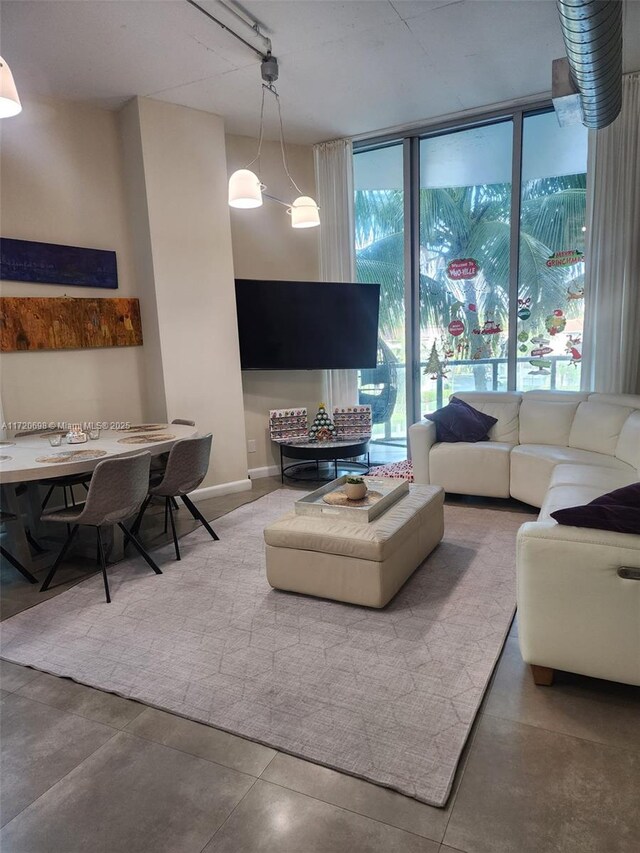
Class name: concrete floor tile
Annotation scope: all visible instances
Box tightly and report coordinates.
[0,692,116,826]
[0,660,40,692]
[126,706,276,776]
[444,714,640,853]
[203,779,440,853]
[261,752,451,842]
[484,637,640,751]
[17,671,146,729]
[1,731,255,853]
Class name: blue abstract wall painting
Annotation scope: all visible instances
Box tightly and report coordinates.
[0,238,118,289]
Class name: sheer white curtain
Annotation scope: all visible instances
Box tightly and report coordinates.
[313,138,359,409]
[581,72,640,395]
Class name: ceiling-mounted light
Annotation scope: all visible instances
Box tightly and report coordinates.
[228,168,263,208]
[228,54,320,229]
[0,56,21,118]
[290,196,320,229]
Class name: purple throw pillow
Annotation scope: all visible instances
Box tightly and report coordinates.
[425,397,498,443]
[550,482,640,535]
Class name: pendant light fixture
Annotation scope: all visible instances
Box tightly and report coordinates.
[228,54,320,229]
[0,56,22,118]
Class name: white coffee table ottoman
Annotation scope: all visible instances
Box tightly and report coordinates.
[264,484,444,608]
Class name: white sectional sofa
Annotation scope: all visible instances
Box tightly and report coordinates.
[409,390,640,687]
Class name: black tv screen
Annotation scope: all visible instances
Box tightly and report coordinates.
[235,279,380,370]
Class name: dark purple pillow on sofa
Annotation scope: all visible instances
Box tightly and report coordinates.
[425,397,498,443]
[550,483,640,535]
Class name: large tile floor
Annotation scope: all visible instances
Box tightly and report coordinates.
[1,477,639,852]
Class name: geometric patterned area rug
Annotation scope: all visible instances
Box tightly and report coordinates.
[0,490,530,806]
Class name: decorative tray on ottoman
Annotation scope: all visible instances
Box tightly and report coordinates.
[294,475,409,524]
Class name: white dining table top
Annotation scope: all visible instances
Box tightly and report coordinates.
[0,423,199,484]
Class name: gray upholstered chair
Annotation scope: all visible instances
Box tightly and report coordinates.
[130,434,218,561]
[171,419,196,427]
[0,511,38,584]
[40,452,161,603]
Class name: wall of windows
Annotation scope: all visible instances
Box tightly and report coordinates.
[354,107,587,447]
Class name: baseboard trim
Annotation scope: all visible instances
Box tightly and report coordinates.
[191,479,252,501]
[248,464,281,480]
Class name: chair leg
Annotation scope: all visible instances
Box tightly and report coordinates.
[118,523,162,575]
[96,528,111,604]
[167,498,181,561]
[0,545,38,584]
[69,485,76,507]
[41,484,56,511]
[180,494,219,541]
[163,498,169,535]
[171,496,179,511]
[40,525,79,591]
[130,494,152,538]
[63,487,71,536]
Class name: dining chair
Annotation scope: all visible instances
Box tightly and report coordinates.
[0,511,38,584]
[150,419,197,508]
[130,434,218,561]
[40,452,161,603]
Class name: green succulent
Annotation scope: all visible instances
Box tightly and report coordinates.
[346,476,365,485]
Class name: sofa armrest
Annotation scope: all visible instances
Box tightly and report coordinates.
[516,520,640,686]
[408,420,437,484]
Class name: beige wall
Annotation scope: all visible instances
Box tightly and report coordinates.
[121,99,248,490]
[225,134,323,472]
[0,96,146,425]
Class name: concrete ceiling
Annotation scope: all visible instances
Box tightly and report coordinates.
[2,0,639,144]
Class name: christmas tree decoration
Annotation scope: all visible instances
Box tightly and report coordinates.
[308,403,337,442]
[424,341,448,380]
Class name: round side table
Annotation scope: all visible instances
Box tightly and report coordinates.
[278,438,370,483]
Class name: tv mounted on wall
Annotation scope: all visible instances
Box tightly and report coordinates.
[235,279,380,370]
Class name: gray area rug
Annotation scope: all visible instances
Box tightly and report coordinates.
[0,490,529,806]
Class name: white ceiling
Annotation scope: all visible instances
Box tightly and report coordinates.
[2,0,639,144]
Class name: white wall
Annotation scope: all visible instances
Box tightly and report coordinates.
[0,96,146,425]
[225,134,323,473]
[121,99,248,490]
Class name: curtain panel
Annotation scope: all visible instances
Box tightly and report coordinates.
[581,72,640,395]
[313,138,359,409]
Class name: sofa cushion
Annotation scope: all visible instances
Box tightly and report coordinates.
[430,441,513,498]
[550,483,640,535]
[452,392,521,443]
[548,463,639,493]
[569,401,633,456]
[510,444,632,509]
[588,392,640,410]
[518,399,581,446]
[616,411,640,471]
[425,397,497,443]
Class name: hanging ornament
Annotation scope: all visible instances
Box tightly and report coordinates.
[517,308,531,320]
[518,330,529,343]
[468,303,477,312]
[519,344,528,353]
[448,319,465,337]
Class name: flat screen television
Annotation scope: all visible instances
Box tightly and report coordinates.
[235,279,380,370]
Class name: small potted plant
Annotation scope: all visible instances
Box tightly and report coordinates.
[344,476,367,501]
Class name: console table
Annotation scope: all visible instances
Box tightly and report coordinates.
[278,438,370,483]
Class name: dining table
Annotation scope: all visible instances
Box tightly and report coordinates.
[0,422,198,574]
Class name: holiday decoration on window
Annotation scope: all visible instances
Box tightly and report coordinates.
[424,341,448,380]
[448,318,465,337]
[446,258,479,280]
[566,285,584,301]
[472,317,502,335]
[517,297,532,321]
[528,335,552,374]
[565,334,582,367]
[545,309,567,336]
[308,403,337,442]
[545,249,584,268]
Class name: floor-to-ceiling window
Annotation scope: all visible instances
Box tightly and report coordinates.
[353,144,406,454]
[353,106,587,446]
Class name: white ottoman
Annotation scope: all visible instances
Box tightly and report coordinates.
[264,485,444,608]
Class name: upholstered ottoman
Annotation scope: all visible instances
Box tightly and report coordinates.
[264,485,444,608]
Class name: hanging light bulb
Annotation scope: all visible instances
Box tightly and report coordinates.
[290,196,320,229]
[0,56,21,118]
[228,169,263,208]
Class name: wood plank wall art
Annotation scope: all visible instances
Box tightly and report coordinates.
[0,297,143,352]
[0,238,118,288]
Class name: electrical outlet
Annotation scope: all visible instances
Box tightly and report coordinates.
[247,439,257,453]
